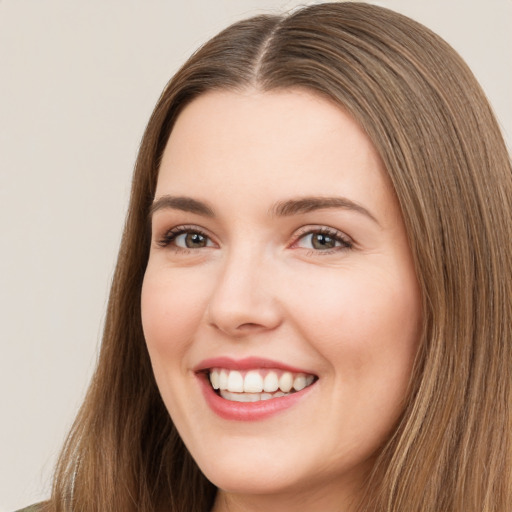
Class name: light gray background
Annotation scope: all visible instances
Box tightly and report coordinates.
[1,0,510,509]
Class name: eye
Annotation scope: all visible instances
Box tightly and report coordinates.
[174,232,211,248]
[157,226,215,250]
[294,227,352,252]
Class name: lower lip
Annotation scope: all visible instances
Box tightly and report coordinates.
[198,374,315,421]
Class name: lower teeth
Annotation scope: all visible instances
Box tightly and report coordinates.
[219,390,293,402]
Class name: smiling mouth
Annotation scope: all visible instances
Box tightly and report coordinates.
[208,368,317,402]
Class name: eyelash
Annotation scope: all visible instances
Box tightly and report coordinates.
[156,225,353,254]
[156,225,212,250]
[291,226,353,254]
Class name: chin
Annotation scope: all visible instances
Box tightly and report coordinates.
[185,437,307,494]
[202,460,308,496]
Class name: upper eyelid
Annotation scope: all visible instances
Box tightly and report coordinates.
[159,224,212,237]
[154,224,216,248]
[295,225,343,234]
[293,225,352,241]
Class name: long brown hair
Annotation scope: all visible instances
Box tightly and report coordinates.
[47,3,511,511]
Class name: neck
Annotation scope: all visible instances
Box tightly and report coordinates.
[211,477,362,512]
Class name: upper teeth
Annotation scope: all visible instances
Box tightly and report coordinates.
[209,368,315,394]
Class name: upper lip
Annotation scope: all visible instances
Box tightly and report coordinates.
[194,356,316,375]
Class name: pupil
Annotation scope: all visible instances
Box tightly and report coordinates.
[312,233,335,250]
[186,233,206,248]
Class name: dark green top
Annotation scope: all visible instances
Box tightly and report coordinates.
[15,505,43,512]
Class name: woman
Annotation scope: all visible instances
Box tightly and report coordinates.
[24,2,511,511]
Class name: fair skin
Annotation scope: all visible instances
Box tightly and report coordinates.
[141,89,422,512]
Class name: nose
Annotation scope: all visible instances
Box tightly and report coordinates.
[206,249,282,337]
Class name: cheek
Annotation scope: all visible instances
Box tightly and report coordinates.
[140,267,209,360]
[273,267,421,466]
[284,264,421,383]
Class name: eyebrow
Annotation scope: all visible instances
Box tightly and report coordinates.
[149,195,214,218]
[149,194,378,225]
[270,196,379,224]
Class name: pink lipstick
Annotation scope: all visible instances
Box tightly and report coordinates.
[195,357,317,421]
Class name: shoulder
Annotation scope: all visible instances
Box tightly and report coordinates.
[14,504,45,512]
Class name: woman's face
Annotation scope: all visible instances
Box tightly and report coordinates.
[141,89,422,509]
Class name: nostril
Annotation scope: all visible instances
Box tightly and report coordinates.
[205,277,283,336]
[236,322,263,330]
[207,311,281,337]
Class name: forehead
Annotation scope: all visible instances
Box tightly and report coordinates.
[156,88,392,215]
